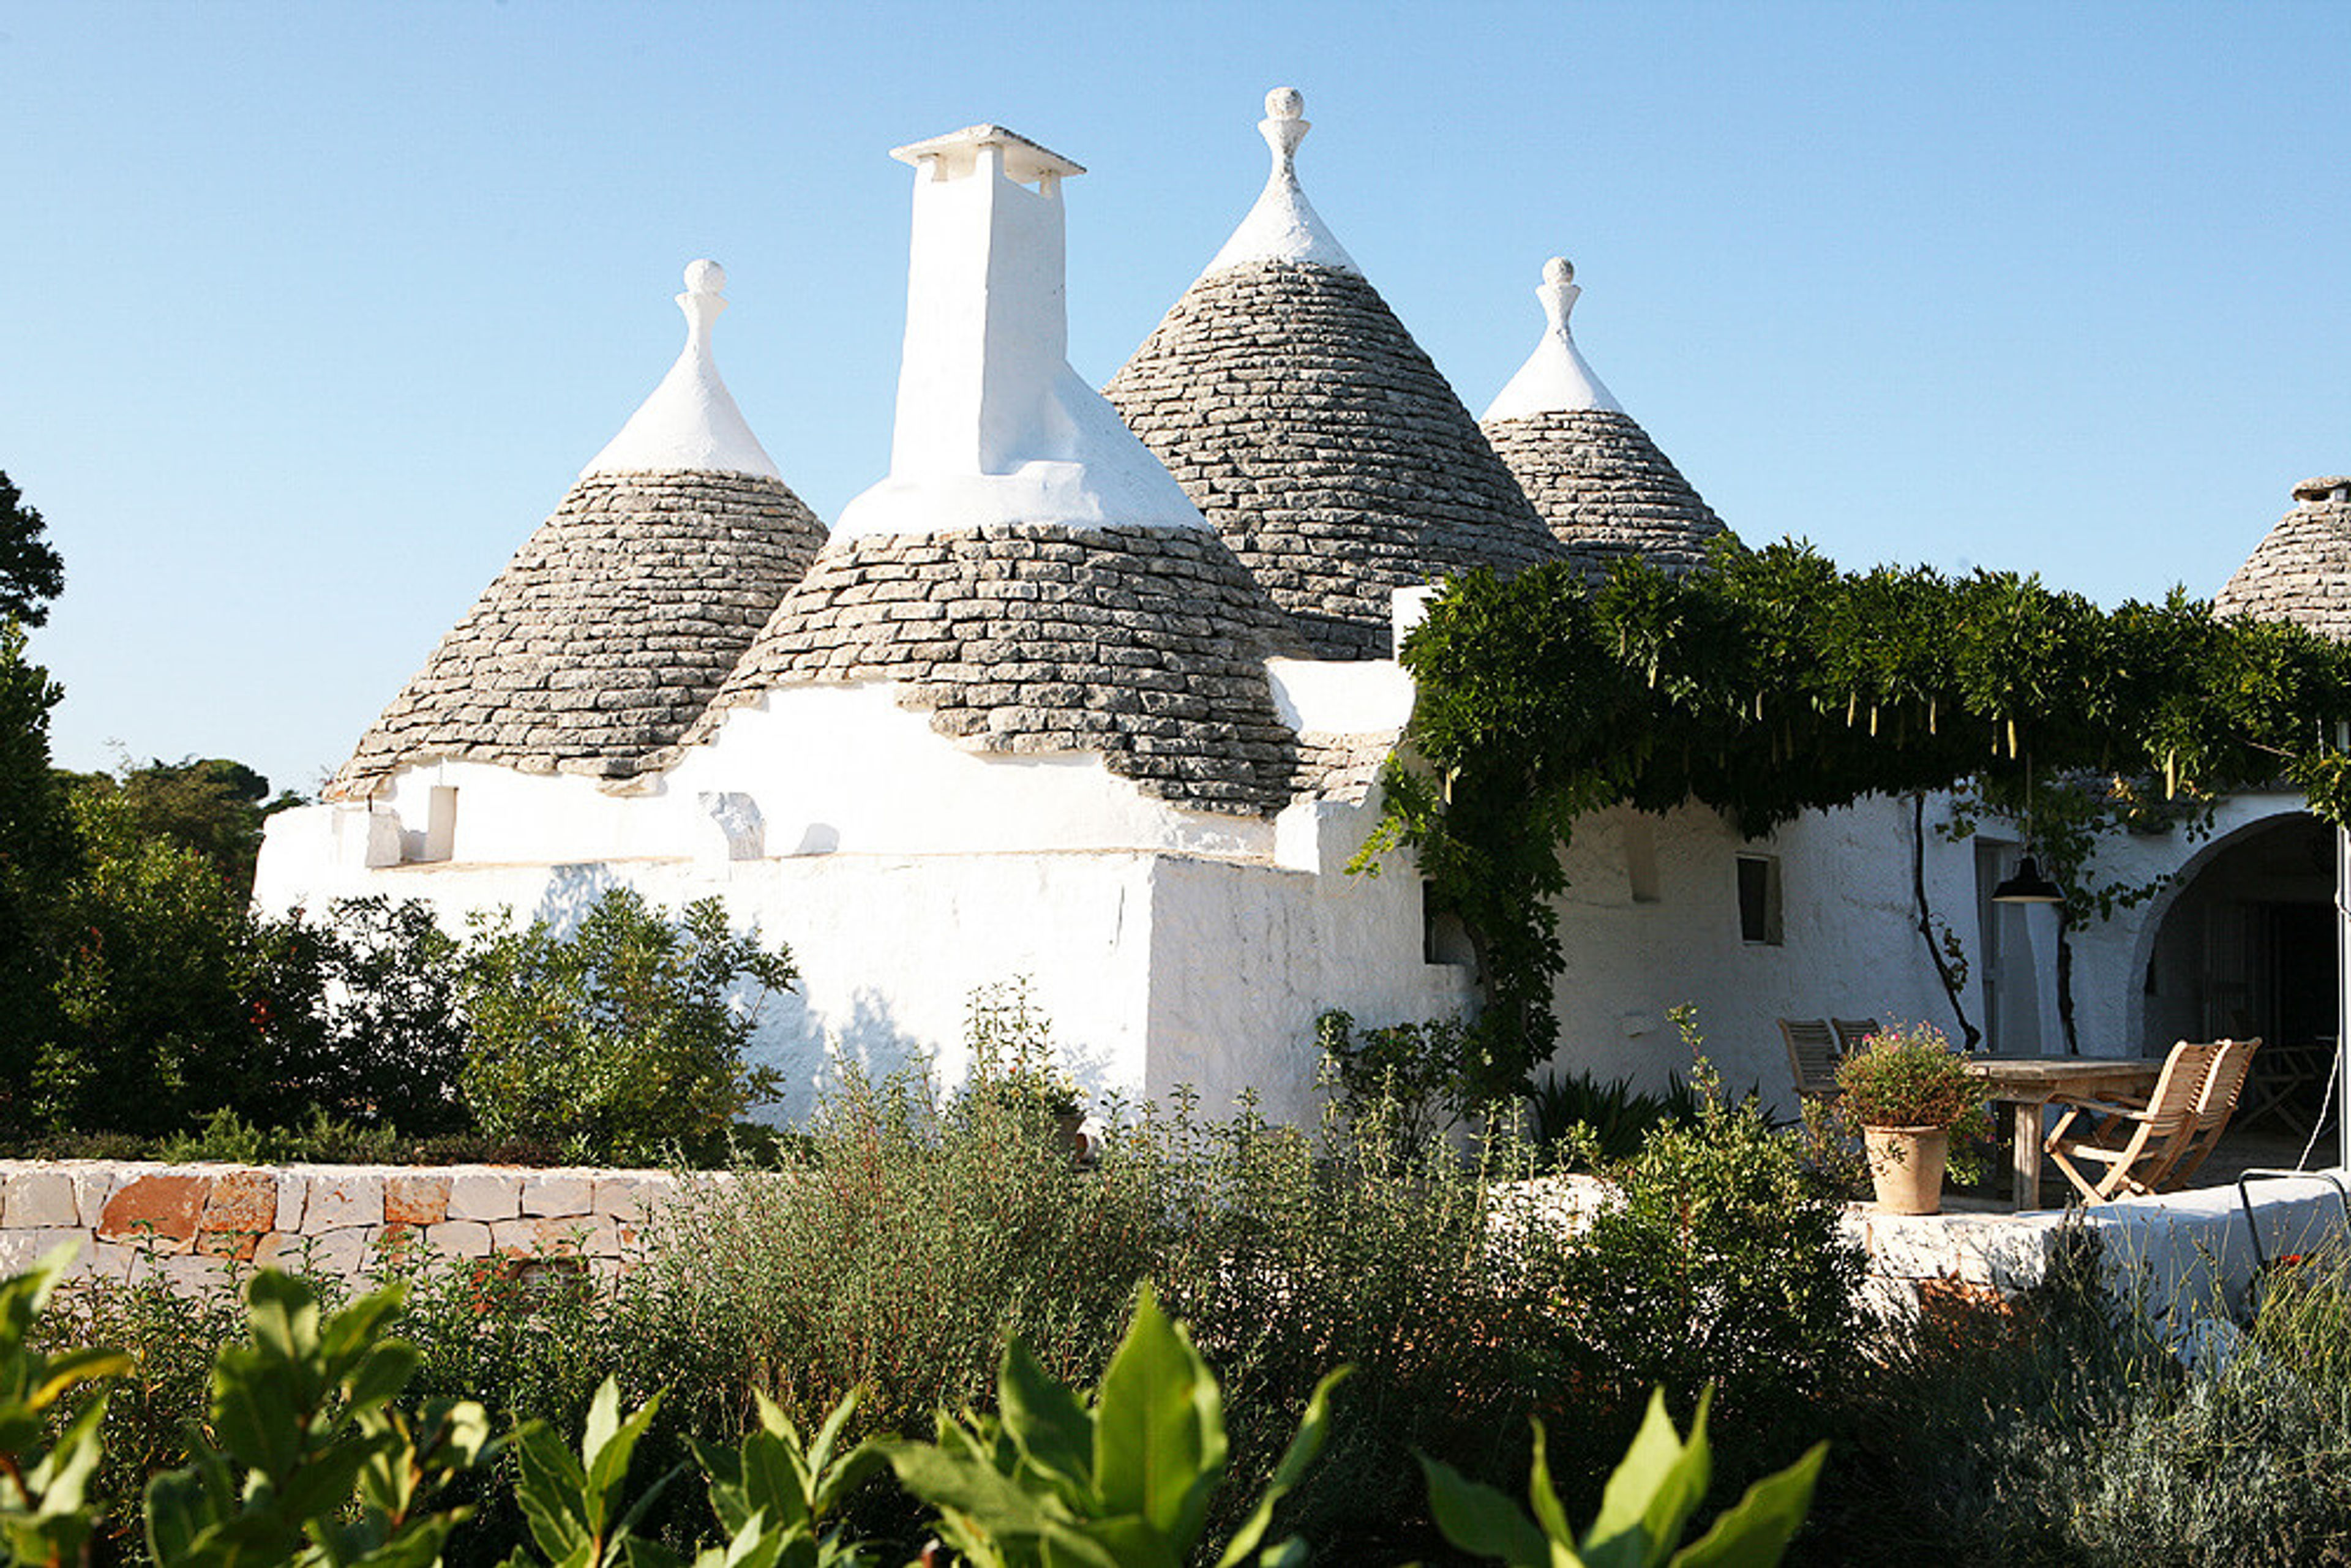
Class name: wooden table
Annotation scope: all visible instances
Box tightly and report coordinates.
[1961,1056,2162,1211]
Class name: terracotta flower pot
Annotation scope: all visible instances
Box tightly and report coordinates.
[1862,1125,1950,1215]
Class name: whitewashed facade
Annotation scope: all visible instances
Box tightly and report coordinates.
[259,93,2330,1127]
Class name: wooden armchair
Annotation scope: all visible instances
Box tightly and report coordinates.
[2162,1037,2262,1189]
[1779,1018,1841,1101]
[1831,1017,1882,1054]
[2043,1040,2221,1204]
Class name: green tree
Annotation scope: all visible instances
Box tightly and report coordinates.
[460,888,795,1163]
[34,787,258,1135]
[247,897,469,1134]
[72,754,302,895]
[0,472,63,628]
[0,622,77,1133]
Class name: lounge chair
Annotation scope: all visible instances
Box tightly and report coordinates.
[2161,1037,2262,1189]
[2043,1040,2221,1204]
[1779,1018,1842,1102]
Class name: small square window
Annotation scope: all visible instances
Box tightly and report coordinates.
[1736,853,1783,945]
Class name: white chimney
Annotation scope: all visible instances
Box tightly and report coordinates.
[833,123,1204,539]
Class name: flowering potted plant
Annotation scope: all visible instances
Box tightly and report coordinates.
[1833,1021,1991,1215]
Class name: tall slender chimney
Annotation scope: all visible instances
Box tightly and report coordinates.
[834,123,1202,539]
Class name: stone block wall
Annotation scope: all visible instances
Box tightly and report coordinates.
[0,1160,685,1289]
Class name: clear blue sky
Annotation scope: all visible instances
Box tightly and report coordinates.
[6,2,2347,797]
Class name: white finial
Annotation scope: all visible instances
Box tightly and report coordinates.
[1479,255,1624,422]
[1200,85,1359,277]
[581,260,782,480]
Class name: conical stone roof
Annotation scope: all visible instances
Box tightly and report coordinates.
[680,522,1305,815]
[330,265,825,798]
[667,124,1305,819]
[1104,90,1559,661]
[1479,258,1726,579]
[2213,476,2351,639]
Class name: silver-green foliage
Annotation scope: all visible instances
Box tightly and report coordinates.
[880,1283,1346,1568]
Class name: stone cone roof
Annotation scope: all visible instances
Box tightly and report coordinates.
[1104,258,1561,660]
[675,522,1307,816]
[2214,476,2351,639]
[1481,409,1728,579]
[331,470,826,797]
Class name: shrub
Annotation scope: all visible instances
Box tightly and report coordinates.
[960,977,1086,1122]
[458,888,793,1165]
[1526,1067,1700,1165]
[1543,1012,1865,1514]
[1803,1222,2169,1566]
[1313,1009,1476,1149]
[644,1060,1162,1471]
[645,997,1586,1554]
[246,896,469,1134]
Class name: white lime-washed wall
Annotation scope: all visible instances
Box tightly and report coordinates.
[1534,795,1979,1115]
[258,651,1468,1127]
[2059,790,2321,1057]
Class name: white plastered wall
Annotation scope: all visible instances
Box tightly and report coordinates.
[2062,790,2320,1058]
[1538,795,1973,1116]
[257,653,1453,1127]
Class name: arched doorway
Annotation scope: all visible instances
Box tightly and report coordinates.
[2143,811,2339,1139]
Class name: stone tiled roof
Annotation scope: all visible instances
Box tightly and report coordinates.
[1104,259,1562,660]
[1481,408,1728,580]
[331,470,826,797]
[2214,476,2351,639]
[1292,731,1395,805]
[675,523,1306,816]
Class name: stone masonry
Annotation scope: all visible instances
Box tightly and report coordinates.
[1481,408,1728,580]
[678,522,1308,816]
[2214,476,2351,640]
[0,1160,680,1287]
[334,470,826,795]
[1106,260,1562,661]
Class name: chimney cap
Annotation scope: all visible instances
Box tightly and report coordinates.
[890,124,1085,183]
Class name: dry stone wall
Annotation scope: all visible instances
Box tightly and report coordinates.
[0,1160,683,1288]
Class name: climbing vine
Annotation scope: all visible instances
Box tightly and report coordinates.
[1376,539,2351,1095]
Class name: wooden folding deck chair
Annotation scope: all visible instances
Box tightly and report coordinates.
[1779,1018,1841,1101]
[2162,1037,2262,1189]
[2043,1040,2221,1204]
[1831,1017,1882,1054]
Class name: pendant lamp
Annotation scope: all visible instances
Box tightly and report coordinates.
[1990,853,2066,905]
[1992,752,2066,906]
